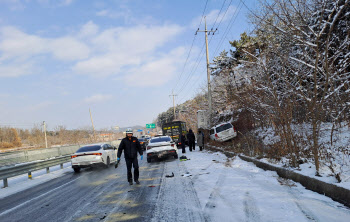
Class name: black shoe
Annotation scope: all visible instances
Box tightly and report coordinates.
[129,181,133,185]
[135,180,140,185]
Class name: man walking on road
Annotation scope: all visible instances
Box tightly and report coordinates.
[117,128,143,185]
[187,129,196,152]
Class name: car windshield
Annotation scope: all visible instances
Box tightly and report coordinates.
[216,123,233,133]
[150,137,171,143]
[138,138,145,142]
[76,145,101,153]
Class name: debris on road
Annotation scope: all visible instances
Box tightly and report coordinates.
[165,172,174,178]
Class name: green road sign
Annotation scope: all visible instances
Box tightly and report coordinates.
[146,123,156,128]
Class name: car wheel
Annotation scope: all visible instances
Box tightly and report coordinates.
[73,167,81,173]
[105,156,110,168]
[174,154,178,159]
[147,157,151,163]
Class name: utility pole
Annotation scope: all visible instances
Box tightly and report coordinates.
[169,90,177,120]
[196,16,217,128]
[89,108,96,141]
[43,121,48,148]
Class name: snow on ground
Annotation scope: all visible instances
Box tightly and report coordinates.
[255,122,350,190]
[180,147,350,222]
[0,162,73,199]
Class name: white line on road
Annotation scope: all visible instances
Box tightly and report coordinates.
[0,173,90,217]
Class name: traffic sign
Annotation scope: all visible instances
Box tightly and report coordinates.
[146,123,156,128]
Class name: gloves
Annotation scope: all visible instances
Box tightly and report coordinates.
[117,157,120,161]
[141,155,143,160]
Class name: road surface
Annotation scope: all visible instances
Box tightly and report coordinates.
[0,149,349,222]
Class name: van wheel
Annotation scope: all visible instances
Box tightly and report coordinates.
[73,167,81,173]
[147,157,151,163]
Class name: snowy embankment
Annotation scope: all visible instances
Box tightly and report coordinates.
[179,149,350,221]
[255,122,350,190]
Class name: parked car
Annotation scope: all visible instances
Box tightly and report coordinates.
[71,143,117,173]
[138,138,148,150]
[146,136,178,163]
[209,122,237,142]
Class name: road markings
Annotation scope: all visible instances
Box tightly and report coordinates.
[0,174,88,217]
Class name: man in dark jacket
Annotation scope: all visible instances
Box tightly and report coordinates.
[187,129,196,152]
[180,132,186,153]
[117,128,143,185]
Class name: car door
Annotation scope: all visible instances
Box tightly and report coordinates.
[108,144,117,162]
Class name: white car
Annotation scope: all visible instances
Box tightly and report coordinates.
[146,136,178,163]
[71,143,117,173]
[209,122,237,142]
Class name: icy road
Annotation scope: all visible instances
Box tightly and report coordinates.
[0,148,350,222]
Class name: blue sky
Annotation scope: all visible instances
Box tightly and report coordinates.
[0,0,256,130]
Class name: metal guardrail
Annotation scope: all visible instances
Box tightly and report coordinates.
[0,140,122,188]
[1,155,71,188]
[0,140,121,167]
[0,145,80,167]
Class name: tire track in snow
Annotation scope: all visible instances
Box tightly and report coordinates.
[203,169,227,210]
[285,186,318,221]
[235,159,316,222]
[243,191,261,222]
[150,158,211,222]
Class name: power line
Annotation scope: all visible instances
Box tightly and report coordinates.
[212,0,233,30]
[176,42,206,94]
[211,0,228,29]
[176,0,243,105]
[198,0,209,28]
[172,35,197,92]
[212,1,243,58]
[175,1,230,96]
[172,0,209,93]
[176,0,239,101]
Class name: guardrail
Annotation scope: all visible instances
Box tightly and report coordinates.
[0,145,80,167]
[0,140,121,167]
[0,155,71,188]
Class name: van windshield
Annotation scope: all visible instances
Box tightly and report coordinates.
[216,123,233,133]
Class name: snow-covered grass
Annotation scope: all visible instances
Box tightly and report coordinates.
[0,162,73,199]
[255,122,350,190]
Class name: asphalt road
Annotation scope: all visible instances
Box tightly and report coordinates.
[0,156,207,222]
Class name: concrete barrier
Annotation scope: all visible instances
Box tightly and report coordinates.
[239,155,350,208]
[205,144,350,208]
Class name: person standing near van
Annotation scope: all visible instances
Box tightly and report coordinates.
[187,129,196,152]
[117,128,143,185]
[197,130,204,151]
[180,132,186,153]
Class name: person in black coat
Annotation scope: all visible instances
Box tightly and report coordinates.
[117,128,143,185]
[180,132,186,153]
[187,129,196,152]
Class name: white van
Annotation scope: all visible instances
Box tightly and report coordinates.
[210,122,237,142]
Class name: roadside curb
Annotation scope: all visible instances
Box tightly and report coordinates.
[205,145,350,208]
